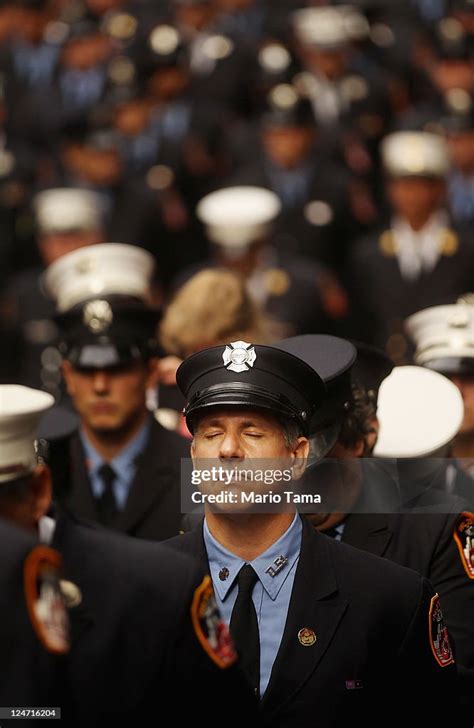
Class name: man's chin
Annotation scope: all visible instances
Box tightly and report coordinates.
[87,416,122,433]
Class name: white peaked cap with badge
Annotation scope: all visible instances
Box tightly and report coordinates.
[196,186,281,249]
[44,243,155,312]
[34,188,106,234]
[0,385,54,483]
[292,5,369,48]
[405,297,474,370]
[381,131,450,178]
[373,366,464,458]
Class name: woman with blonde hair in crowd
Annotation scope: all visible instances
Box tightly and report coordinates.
[156,268,284,434]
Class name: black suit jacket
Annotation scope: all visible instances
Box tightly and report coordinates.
[166,516,459,726]
[50,419,189,541]
[51,510,256,727]
[340,488,474,712]
[0,519,64,723]
[433,461,474,509]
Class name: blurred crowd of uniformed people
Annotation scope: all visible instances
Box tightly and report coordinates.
[0,0,473,725]
[0,0,472,385]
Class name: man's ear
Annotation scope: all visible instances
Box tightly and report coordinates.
[291,437,309,480]
[30,463,53,521]
[351,438,365,458]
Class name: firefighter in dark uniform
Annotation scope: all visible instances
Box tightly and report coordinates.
[166,338,459,725]
[43,242,190,541]
[0,383,256,727]
[229,83,357,272]
[349,130,474,362]
[0,517,67,723]
[276,334,474,720]
[373,363,474,716]
[0,383,69,721]
[177,184,345,336]
[406,296,474,499]
[290,2,391,212]
[1,187,106,394]
[169,0,254,119]
[290,4,387,132]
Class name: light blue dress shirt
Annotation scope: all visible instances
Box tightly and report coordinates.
[80,418,151,510]
[203,514,302,697]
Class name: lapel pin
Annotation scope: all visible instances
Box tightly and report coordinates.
[265,555,288,578]
[298,627,317,647]
[219,567,230,581]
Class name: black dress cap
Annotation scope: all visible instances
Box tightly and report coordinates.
[275,335,356,433]
[56,295,161,369]
[177,341,326,434]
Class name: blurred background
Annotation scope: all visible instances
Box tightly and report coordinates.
[0,0,472,400]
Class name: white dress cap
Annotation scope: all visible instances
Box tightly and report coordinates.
[0,385,54,483]
[406,297,474,368]
[381,131,450,178]
[34,188,106,234]
[44,243,155,312]
[196,186,281,248]
[373,366,464,458]
[292,5,369,49]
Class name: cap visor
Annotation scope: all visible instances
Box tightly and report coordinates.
[185,390,304,430]
[69,344,136,369]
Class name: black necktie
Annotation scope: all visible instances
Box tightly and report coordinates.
[229,564,260,697]
[97,463,118,527]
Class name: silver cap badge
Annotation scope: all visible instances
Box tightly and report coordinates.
[222,341,256,373]
[83,299,113,333]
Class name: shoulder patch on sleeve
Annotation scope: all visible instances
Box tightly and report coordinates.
[453,511,474,579]
[191,575,237,669]
[24,545,70,655]
[429,594,454,668]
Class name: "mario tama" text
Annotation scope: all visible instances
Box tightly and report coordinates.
[191,491,322,504]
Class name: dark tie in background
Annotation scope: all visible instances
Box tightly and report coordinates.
[97,463,118,527]
[229,564,260,698]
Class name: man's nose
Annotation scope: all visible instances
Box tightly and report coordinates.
[218,433,244,460]
[92,370,110,393]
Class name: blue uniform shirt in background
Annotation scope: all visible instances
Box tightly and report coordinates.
[80,418,151,509]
